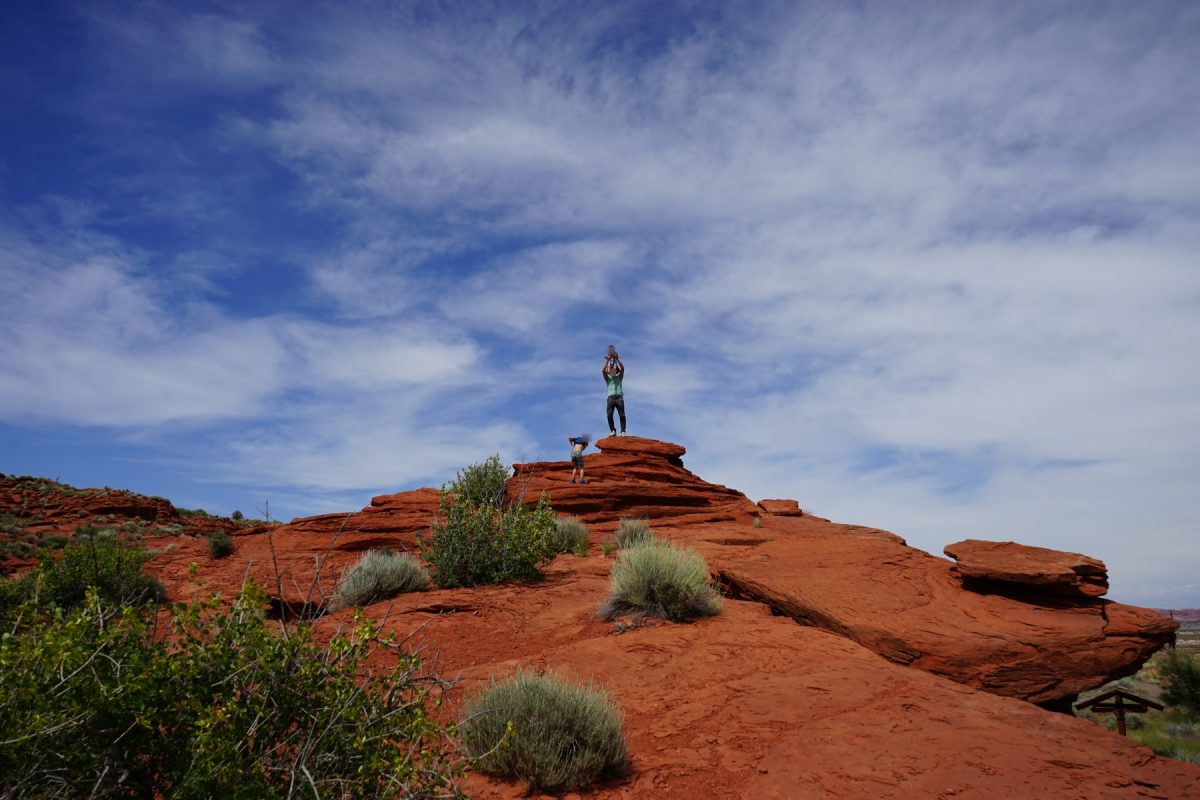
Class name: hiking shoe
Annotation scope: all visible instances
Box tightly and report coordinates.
[580,479,588,484]
[570,478,576,484]
[609,431,617,438]
[618,431,626,437]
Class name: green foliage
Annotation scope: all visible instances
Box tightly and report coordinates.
[448,453,508,510]
[1161,649,1200,718]
[205,529,234,559]
[420,458,557,588]
[600,539,722,621]
[615,517,654,549]
[460,669,627,792]
[231,509,244,521]
[26,537,166,609]
[0,583,461,798]
[332,549,429,610]
[552,517,590,556]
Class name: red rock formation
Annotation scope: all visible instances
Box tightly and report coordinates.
[509,435,760,529]
[8,444,1197,798]
[697,514,1174,705]
[945,538,1110,597]
[757,498,804,516]
[321,556,1200,800]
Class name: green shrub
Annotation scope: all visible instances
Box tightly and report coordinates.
[552,517,590,556]
[205,530,234,559]
[420,457,556,588]
[600,539,722,621]
[1161,649,1200,718]
[615,517,653,549]
[332,549,429,609]
[459,669,627,792]
[30,538,165,609]
[448,453,508,509]
[0,583,460,798]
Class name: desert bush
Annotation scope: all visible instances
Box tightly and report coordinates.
[459,669,627,792]
[205,529,234,559]
[0,582,460,798]
[27,537,165,609]
[615,517,653,549]
[600,539,722,621]
[421,457,556,588]
[1161,649,1200,718]
[552,517,590,556]
[332,549,430,609]
[231,509,244,521]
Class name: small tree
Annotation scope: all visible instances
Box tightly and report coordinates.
[420,457,557,588]
[0,583,461,797]
[1161,649,1200,718]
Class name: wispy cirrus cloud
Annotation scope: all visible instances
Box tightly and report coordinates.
[2,1,1197,603]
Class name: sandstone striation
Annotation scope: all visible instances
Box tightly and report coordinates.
[944,537,1110,597]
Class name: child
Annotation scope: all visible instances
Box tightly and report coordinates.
[568,434,591,484]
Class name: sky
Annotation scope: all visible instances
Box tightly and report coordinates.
[1,0,1198,607]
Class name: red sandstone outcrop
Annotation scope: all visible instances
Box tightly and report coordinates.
[508,435,760,529]
[945,538,1110,597]
[320,556,1200,800]
[757,498,805,516]
[6,443,1197,798]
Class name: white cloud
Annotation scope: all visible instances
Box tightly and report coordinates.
[4,2,1198,604]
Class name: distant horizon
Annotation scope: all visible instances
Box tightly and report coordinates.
[3,1,1198,607]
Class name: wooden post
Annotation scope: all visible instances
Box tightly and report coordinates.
[1114,695,1127,736]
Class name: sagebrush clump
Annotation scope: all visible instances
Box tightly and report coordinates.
[205,529,234,559]
[615,517,653,549]
[421,456,557,588]
[600,538,722,621]
[552,516,590,556]
[459,669,627,792]
[332,549,429,609]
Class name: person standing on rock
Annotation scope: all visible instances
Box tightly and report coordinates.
[568,434,591,484]
[603,345,626,437]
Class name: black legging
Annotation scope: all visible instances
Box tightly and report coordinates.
[606,395,626,433]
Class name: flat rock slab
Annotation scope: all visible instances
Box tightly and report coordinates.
[945,538,1109,597]
[682,515,1174,705]
[757,498,804,516]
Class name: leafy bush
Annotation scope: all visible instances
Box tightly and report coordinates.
[231,509,244,521]
[615,517,653,549]
[459,669,627,792]
[1161,649,1200,718]
[27,537,166,609]
[420,457,557,588]
[600,539,722,621]
[332,549,429,610]
[552,517,590,556]
[448,453,508,509]
[205,529,234,559]
[0,583,460,798]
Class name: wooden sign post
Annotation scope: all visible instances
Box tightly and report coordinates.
[1074,688,1164,736]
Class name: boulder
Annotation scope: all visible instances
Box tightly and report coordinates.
[944,538,1109,598]
[757,498,804,516]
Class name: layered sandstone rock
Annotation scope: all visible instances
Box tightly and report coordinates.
[509,435,760,529]
[14,442,1195,797]
[757,498,805,516]
[945,538,1110,597]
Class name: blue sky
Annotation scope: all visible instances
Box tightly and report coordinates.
[2,1,1198,606]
